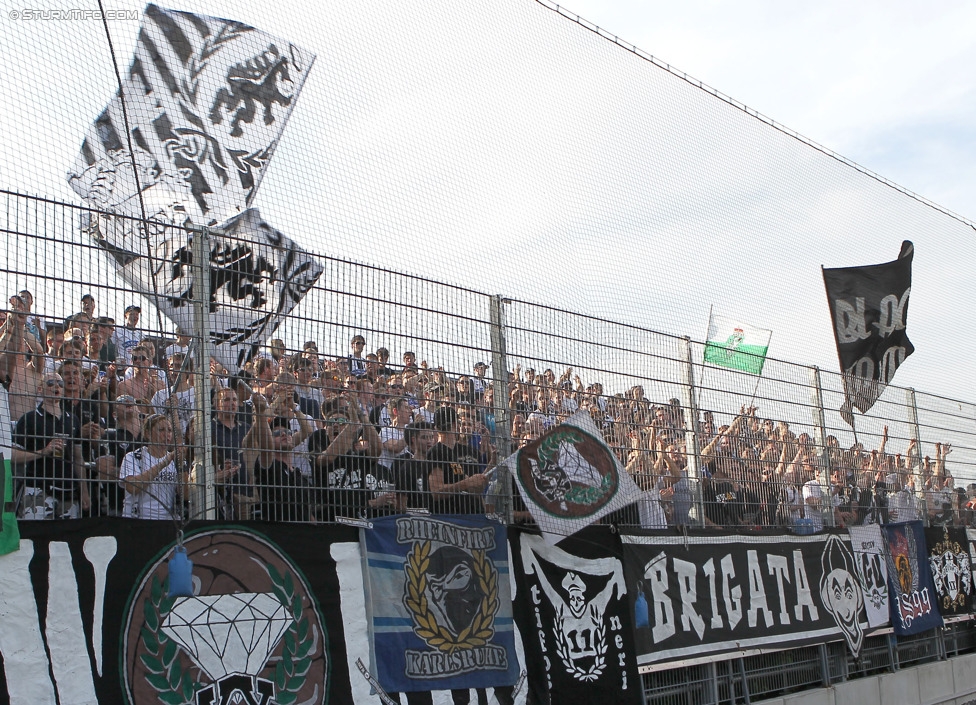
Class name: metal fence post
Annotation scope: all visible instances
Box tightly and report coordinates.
[906,388,926,525]
[190,224,216,520]
[682,337,705,528]
[489,295,513,524]
[809,366,833,527]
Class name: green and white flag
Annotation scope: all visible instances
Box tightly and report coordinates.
[703,312,771,375]
[500,410,643,544]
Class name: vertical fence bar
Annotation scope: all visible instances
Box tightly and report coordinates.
[906,387,926,525]
[190,225,215,520]
[682,337,705,527]
[809,366,833,527]
[489,295,512,524]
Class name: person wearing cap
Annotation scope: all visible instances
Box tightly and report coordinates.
[80,294,96,319]
[93,317,118,370]
[112,304,143,365]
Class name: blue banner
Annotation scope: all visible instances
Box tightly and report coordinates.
[884,521,944,635]
[362,514,519,693]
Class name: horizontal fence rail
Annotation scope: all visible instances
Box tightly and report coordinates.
[3,190,976,703]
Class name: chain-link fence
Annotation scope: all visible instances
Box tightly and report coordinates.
[5,188,976,702]
[3,188,974,533]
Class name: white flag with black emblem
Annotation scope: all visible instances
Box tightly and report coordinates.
[502,410,644,544]
[68,3,315,220]
[67,4,320,370]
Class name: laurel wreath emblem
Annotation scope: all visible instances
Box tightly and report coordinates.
[553,608,607,683]
[267,563,317,705]
[139,576,200,705]
[403,540,498,653]
[138,566,315,705]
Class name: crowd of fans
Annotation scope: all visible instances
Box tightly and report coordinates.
[1,290,971,532]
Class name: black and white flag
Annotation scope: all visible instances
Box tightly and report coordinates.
[822,241,914,425]
[67,4,319,370]
[68,3,315,219]
[82,207,322,371]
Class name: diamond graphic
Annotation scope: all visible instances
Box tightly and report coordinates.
[161,593,294,680]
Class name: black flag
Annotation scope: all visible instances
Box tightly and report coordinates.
[822,241,914,425]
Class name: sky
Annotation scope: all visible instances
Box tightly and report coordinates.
[564,0,976,220]
[0,0,973,445]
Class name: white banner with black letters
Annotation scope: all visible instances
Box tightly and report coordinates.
[848,524,891,629]
[622,531,870,666]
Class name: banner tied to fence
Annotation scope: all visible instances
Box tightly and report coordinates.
[511,527,643,705]
[362,514,519,693]
[884,521,943,635]
[503,410,644,544]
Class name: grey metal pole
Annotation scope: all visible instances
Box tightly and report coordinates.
[489,295,513,524]
[906,387,926,525]
[190,224,216,520]
[682,337,705,528]
[809,366,832,527]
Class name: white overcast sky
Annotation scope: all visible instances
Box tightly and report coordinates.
[565,0,976,219]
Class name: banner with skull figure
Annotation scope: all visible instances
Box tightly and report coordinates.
[67,4,320,372]
[884,521,944,635]
[361,515,519,694]
[925,526,974,617]
[622,532,871,665]
[503,410,644,544]
[510,526,642,705]
[848,524,891,629]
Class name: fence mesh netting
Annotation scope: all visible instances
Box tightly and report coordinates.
[0,0,973,533]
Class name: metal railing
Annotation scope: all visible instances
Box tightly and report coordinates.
[5,189,976,703]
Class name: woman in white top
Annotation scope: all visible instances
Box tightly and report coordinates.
[119,414,185,520]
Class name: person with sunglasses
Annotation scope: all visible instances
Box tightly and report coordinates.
[13,373,91,519]
[116,344,162,416]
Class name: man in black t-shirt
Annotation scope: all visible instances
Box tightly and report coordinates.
[426,407,487,515]
[14,372,90,518]
[389,422,438,513]
[96,394,144,515]
[308,396,380,520]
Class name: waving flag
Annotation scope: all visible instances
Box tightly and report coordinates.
[502,410,643,544]
[703,312,771,375]
[822,241,914,425]
[67,4,319,370]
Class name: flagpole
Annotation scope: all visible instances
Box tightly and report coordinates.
[745,332,768,410]
[698,305,712,417]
